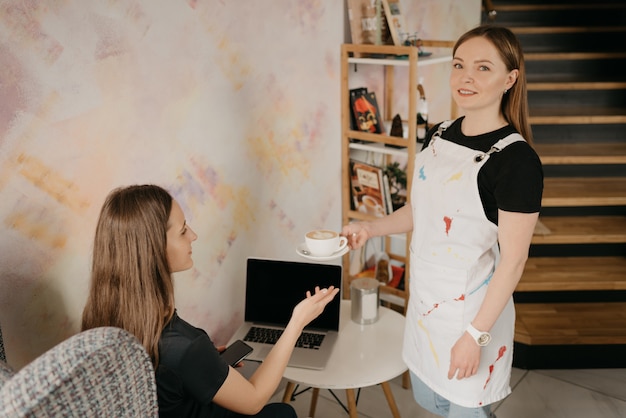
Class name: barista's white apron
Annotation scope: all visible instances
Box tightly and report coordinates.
[402,120,523,408]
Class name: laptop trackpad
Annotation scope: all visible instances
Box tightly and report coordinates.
[253,346,272,359]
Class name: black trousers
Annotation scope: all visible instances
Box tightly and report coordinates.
[222,402,297,418]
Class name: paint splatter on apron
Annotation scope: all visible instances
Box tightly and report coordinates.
[403,120,523,408]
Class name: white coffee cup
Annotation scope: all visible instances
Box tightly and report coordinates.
[305,229,348,257]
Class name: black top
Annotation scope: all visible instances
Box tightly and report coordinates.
[156,311,230,418]
[423,118,544,225]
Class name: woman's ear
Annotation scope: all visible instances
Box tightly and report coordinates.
[506,69,519,91]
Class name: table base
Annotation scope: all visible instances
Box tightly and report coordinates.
[282,381,402,418]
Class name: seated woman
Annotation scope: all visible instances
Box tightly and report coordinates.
[81,184,339,417]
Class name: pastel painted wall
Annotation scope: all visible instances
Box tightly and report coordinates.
[0,0,479,369]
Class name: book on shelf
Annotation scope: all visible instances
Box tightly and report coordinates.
[383,173,393,214]
[350,160,389,217]
[381,0,408,46]
[350,90,384,134]
[349,87,368,131]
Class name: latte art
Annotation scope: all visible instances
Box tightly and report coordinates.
[307,230,337,240]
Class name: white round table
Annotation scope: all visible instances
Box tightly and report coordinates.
[282,300,407,417]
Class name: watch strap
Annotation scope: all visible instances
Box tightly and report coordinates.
[466,323,491,346]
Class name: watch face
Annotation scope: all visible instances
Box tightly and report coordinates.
[477,333,491,346]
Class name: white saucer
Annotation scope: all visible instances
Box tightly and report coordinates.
[296,243,349,261]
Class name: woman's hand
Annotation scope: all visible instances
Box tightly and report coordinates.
[447,332,481,380]
[341,223,372,250]
[289,286,340,330]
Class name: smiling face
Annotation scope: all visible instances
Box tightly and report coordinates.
[450,36,518,118]
[166,200,198,273]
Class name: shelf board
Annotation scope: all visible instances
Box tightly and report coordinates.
[348,53,452,67]
[348,142,409,157]
[379,291,407,308]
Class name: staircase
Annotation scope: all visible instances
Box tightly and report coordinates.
[482,0,626,369]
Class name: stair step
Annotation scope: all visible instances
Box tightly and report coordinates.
[514,302,626,345]
[495,2,626,11]
[542,177,626,207]
[531,215,626,244]
[528,81,626,90]
[517,32,625,54]
[493,5,626,27]
[533,124,626,143]
[534,143,626,164]
[525,52,626,61]
[513,26,626,35]
[529,89,626,109]
[518,256,626,291]
[530,106,626,124]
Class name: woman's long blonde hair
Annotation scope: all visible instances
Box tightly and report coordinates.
[454,24,533,145]
[81,185,176,366]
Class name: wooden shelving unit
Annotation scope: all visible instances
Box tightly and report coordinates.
[340,42,454,310]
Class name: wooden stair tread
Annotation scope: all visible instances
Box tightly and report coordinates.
[525,52,626,61]
[514,302,626,345]
[527,80,626,90]
[534,143,626,164]
[529,106,626,124]
[518,256,626,291]
[542,177,626,207]
[497,3,626,12]
[531,215,626,244]
[513,26,626,35]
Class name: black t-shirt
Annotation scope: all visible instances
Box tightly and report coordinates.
[156,311,230,418]
[423,117,544,225]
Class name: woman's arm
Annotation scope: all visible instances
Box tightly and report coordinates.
[342,203,414,250]
[448,210,538,380]
[212,286,339,414]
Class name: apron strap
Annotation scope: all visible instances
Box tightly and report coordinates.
[473,133,525,163]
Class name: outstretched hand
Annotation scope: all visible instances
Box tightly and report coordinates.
[290,286,340,330]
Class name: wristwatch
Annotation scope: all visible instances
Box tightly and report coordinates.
[466,323,491,346]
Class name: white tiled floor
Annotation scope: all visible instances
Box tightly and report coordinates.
[268,367,626,418]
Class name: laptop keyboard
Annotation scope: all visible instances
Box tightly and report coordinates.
[244,326,325,349]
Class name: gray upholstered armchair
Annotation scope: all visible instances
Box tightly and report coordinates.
[0,325,158,417]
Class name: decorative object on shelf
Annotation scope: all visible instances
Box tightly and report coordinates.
[390,113,403,137]
[351,90,384,134]
[375,251,392,285]
[381,0,407,46]
[346,0,392,47]
[350,160,389,217]
[384,161,407,211]
[402,33,433,57]
[416,78,429,142]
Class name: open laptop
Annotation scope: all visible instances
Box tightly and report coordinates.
[229,257,342,370]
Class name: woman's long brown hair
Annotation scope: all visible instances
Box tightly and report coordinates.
[81,185,176,366]
[454,25,534,145]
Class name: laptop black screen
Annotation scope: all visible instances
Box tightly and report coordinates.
[245,258,342,332]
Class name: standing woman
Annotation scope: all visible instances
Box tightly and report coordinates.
[342,25,543,417]
[82,184,339,417]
